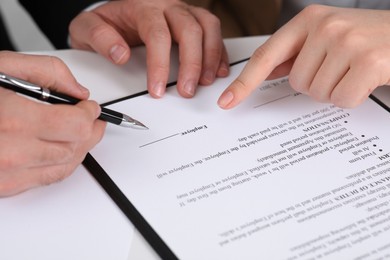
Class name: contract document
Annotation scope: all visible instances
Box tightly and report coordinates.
[90,60,390,259]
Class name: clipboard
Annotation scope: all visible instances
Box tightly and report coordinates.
[83,58,390,260]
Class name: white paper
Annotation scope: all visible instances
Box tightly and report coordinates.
[91,61,390,260]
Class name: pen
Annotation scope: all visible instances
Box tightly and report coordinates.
[0,72,148,129]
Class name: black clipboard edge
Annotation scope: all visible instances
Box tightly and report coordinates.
[83,153,178,260]
[100,57,250,107]
[370,94,390,113]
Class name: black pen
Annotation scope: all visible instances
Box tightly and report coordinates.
[0,72,148,129]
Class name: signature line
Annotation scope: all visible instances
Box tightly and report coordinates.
[139,133,181,148]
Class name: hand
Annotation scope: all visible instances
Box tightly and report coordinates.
[218,5,390,109]
[69,0,229,98]
[0,51,106,197]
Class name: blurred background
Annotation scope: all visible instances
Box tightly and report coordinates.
[0,0,54,51]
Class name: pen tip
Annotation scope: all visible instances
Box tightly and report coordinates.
[121,114,148,130]
[134,120,149,130]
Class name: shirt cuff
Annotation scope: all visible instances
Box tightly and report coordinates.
[84,1,108,12]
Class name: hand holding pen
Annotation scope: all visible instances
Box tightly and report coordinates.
[0,52,146,197]
[0,73,147,129]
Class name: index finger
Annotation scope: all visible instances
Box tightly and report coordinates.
[217,16,308,109]
[34,100,102,142]
[0,52,89,100]
[135,6,172,98]
[69,10,131,65]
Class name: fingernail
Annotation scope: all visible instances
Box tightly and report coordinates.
[95,102,102,117]
[183,80,196,97]
[78,83,90,95]
[151,81,165,98]
[202,70,215,85]
[110,45,127,64]
[218,91,234,108]
[218,62,230,76]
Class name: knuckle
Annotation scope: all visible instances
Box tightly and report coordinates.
[204,46,222,62]
[330,92,359,108]
[316,18,346,40]
[48,56,72,86]
[80,100,99,119]
[252,46,268,61]
[151,63,170,76]
[330,89,357,108]
[80,114,97,139]
[147,26,171,43]
[310,88,329,103]
[186,61,203,74]
[39,149,87,186]
[306,82,331,103]
[0,181,18,197]
[288,75,306,93]
[229,77,256,102]
[48,55,66,67]
[39,167,71,186]
[330,96,348,108]
[43,55,68,79]
[88,23,113,44]
[76,121,94,140]
[194,8,221,28]
[234,78,250,93]
[0,154,19,172]
[68,110,94,140]
[207,14,221,28]
[358,51,387,71]
[251,45,274,69]
[302,5,350,42]
[186,23,203,36]
[45,144,75,166]
[336,31,364,51]
[38,146,78,186]
[301,4,328,20]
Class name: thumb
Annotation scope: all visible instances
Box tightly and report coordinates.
[69,11,130,65]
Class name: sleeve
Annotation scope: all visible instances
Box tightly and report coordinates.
[0,11,16,50]
[18,0,99,49]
